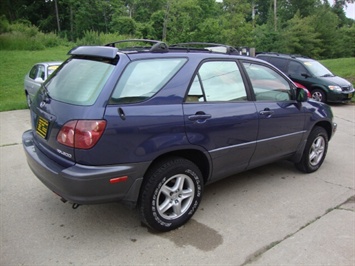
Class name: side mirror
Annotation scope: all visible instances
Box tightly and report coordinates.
[301,73,310,78]
[296,87,308,102]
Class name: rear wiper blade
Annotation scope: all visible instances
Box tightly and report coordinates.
[42,84,52,103]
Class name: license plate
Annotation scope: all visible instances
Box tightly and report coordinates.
[349,93,353,99]
[36,116,49,139]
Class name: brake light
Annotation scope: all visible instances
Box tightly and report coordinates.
[57,120,106,149]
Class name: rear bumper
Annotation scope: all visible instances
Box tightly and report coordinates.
[22,130,149,205]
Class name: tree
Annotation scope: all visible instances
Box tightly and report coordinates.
[279,11,323,57]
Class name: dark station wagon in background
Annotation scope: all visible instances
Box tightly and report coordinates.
[23,40,337,232]
[256,53,355,103]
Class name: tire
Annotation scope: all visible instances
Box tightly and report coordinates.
[311,89,326,103]
[296,127,328,173]
[139,157,203,232]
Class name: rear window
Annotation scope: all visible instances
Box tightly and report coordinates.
[109,58,187,104]
[46,58,115,105]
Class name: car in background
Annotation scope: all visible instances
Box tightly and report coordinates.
[294,81,311,98]
[22,40,336,232]
[24,62,62,107]
[256,53,354,103]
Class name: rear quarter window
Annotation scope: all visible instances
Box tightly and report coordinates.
[109,58,187,104]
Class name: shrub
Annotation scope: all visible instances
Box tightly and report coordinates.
[0,19,66,50]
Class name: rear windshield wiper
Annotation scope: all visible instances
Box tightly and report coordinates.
[42,84,52,103]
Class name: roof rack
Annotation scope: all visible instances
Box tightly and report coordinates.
[289,54,310,59]
[169,42,239,54]
[105,39,168,53]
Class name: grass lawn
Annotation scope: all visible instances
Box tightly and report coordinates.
[0,46,70,111]
[320,58,355,86]
[0,47,354,112]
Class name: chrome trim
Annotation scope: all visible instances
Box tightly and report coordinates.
[209,131,306,153]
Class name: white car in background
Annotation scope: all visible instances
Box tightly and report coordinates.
[24,62,62,107]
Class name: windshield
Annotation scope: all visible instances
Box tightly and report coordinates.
[45,58,115,105]
[303,60,334,77]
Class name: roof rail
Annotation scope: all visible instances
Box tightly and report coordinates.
[258,52,310,59]
[290,54,310,59]
[169,42,239,54]
[105,39,168,53]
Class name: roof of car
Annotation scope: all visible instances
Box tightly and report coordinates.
[68,39,243,59]
[257,52,315,61]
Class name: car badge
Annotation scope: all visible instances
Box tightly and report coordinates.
[40,101,46,108]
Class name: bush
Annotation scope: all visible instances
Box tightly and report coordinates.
[0,18,66,50]
[76,31,134,46]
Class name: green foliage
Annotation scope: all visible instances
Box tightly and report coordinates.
[0,15,10,33]
[0,0,354,57]
[279,12,323,58]
[0,17,65,50]
[76,31,131,46]
[111,16,137,35]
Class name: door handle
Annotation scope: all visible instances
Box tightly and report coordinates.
[259,108,274,116]
[188,112,212,122]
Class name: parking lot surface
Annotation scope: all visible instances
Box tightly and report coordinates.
[1,104,354,265]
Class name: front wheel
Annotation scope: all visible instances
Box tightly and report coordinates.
[296,127,328,173]
[311,89,326,103]
[139,157,203,232]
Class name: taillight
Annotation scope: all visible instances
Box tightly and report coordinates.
[57,120,106,149]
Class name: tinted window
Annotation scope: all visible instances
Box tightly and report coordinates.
[186,61,247,102]
[243,62,291,101]
[267,57,288,72]
[288,61,308,76]
[110,58,187,104]
[29,65,38,79]
[46,59,115,105]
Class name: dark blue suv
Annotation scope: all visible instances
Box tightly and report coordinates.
[23,40,337,231]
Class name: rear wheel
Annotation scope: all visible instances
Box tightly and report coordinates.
[296,127,328,173]
[139,157,203,232]
[311,89,326,103]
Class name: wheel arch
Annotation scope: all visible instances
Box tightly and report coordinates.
[313,120,333,141]
[143,149,211,185]
[291,121,333,164]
